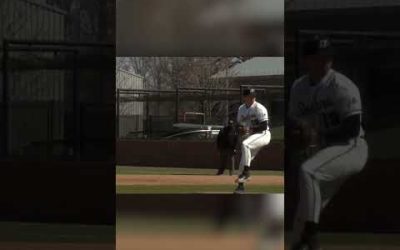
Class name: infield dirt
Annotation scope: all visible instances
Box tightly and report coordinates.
[116,175,283,186]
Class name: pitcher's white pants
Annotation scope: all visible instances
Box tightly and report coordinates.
[239,131,271,173]
[292,137,368,244]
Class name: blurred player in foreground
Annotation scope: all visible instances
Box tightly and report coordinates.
[288,36,368,250]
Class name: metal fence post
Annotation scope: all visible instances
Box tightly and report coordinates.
[72,50,80,160]
[175,87,179,123]
[47,100,54,159]
[116,89,120,139]
[145,94,149,137]
[2,39,9,158]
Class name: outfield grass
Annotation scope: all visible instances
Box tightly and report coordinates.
[116,166,284,176]
[0,221,114,243]
[271,125,284,141]
[117,184,284,194]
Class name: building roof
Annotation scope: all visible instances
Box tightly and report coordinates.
[286,0,400,11]
[117,68,144,79]
[211,57,283,79]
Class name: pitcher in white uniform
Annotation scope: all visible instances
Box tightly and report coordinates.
[234,88,271,194]
[288,36,368,249]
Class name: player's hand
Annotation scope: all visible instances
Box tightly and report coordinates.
[289,119,317,150]
[238,126,250,136]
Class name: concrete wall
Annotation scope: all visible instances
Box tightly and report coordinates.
[117,140,284,170]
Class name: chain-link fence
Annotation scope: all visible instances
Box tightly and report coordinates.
[1,40,114,160]
[117,85,284,139]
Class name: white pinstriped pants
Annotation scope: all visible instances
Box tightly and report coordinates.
[239,131,271,173]
[292,137,368,244]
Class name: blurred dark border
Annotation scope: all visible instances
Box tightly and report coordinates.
[117,0,284,56]
[0,0,115,226]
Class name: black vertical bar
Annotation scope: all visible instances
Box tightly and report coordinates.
[47,100,54,159]
[116,89,120,138]
[50,100,54,154]
[72,51,80,160]
[2,40,9,158]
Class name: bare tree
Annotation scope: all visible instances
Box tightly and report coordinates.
[118,57,241,123]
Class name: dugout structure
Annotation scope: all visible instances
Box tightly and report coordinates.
[116,85,283,139]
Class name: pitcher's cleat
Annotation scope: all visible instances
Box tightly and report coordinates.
[233,183,245,194]
[235,171,251,183]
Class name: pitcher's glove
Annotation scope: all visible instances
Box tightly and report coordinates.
[238,126,251,137]
[289,120,318,152]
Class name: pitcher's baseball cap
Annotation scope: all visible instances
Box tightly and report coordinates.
[242,88,256,97]
[302,36,334,57]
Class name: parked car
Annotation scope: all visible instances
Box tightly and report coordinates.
[162,129,220,141]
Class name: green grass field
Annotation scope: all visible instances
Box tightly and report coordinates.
[117,184,284,194]
[116,166,284,176]
[0,221,114,243]
[271,125,284,141]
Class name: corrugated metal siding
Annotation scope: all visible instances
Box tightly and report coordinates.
[0,1,67,155]
[116,69,144,89]
[1,0,66,101]
[117,69,144,116]
[1,0,66,102]
[10,69,65,101]
[117,69,144,137]
[0,0,66,41]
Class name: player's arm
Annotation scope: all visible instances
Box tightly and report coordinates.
[252,120,269,133]
[323,82,362,142]
[251,105,269,133]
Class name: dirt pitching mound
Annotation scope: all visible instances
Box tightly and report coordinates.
[116,175,283,186]
[117,232,284,250]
